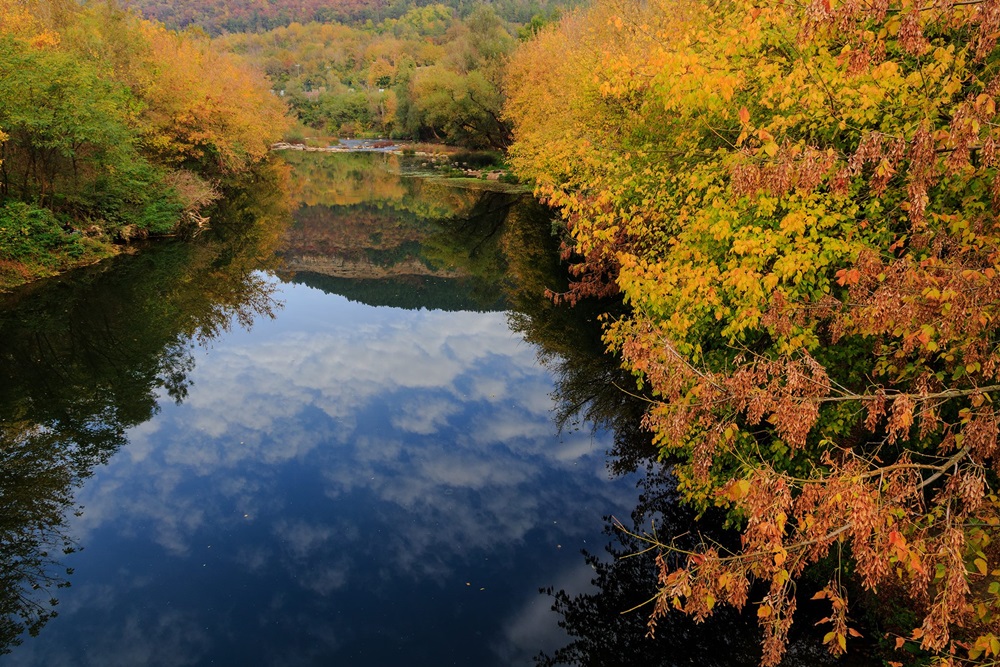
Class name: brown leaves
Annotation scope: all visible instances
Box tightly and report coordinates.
[724,354,830,450]
[729,144,836,197]
[814,581,856,657]
[887,394,916,444]
[645,452,1000,665]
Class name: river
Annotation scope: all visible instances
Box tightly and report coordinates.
[0,152,861,666]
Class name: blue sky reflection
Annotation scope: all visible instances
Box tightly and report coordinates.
[7,278,639,666]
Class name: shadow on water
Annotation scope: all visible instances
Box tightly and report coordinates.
[0,161,291,654]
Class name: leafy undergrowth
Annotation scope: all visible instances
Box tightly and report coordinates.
[0,202,116,291]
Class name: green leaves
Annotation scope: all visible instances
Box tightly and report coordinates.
[507,0,1000,664]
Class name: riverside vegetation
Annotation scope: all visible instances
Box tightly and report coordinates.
[0,0,287,290]
[0,0,555,290]
[8,0,1000,663]
[505,0,1000,664]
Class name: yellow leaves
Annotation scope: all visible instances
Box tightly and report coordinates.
[726,478,752,501]
[0,4,42,39]
[28,30,59,49]
[976,93,996,117]
[969,633,1000,660]
[137,21,288,172]
[871,60,900,81]
[822,631,848,653]
[778,211,807,236]
[508,3,1000,656]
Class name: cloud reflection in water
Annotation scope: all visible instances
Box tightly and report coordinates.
[11,279,639,666]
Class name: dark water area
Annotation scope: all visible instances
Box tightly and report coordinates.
[0,153,874,666]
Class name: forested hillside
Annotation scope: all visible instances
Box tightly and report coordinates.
[216,4,548,148]
[0,0,287,289]
[506,0,1000,664]
[127,0,572,34]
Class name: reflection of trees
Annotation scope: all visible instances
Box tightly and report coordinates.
[536,469,759,667]
[281,152,525,312]
[535,469,852,667]
[501,198,657,474]
[421,188,522,306]
[499,197,861,666]
[0,161,291,654]
[281,150,475,219]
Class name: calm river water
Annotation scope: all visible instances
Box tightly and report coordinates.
[0,153,860,666]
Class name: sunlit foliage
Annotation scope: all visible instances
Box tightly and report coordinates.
[216,4,524,148]
[0,0,288,288]
[507,0,1000,663]
[128,0,575,36]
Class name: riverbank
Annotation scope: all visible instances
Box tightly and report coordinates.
[0,211,122,293]
[271,139,519,183]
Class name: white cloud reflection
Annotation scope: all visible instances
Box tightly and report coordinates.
[18,281,639,666]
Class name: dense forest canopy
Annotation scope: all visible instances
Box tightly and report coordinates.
[0,0,287,289]
[505,0,1000,663]
[125,0,575,35]
[214,4,549,148]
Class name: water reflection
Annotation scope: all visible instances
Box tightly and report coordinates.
[279,151,518,312]
[0,151,855,666]
[0,162,290,655]
[0,153,641,665]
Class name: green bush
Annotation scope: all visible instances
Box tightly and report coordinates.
[451,150,503,169]
[79,160,185,238]
[0,202,85,265]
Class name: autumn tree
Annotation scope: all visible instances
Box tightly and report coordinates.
[217,5,518,148]
[133,22,288,174]
[507,0,1000,663]
[0,0,288,288]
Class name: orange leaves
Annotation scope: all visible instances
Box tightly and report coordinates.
[887,394,916,445]
[888,529,906,550]
[835,267,859,286]
[814,581,862,656]
[27,30,59,49]
[136,21,289,173]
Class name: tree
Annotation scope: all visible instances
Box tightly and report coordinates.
[0,0,289,288]
[135,21,289,174]
[506,0,1000,663]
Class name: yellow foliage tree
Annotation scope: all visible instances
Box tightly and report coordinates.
[136,21,289,174]
[508,0,1000,663]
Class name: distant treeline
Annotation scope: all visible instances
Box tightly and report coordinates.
[214,3,571,149]
[0,0,287,289]
[129,0,574,36]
